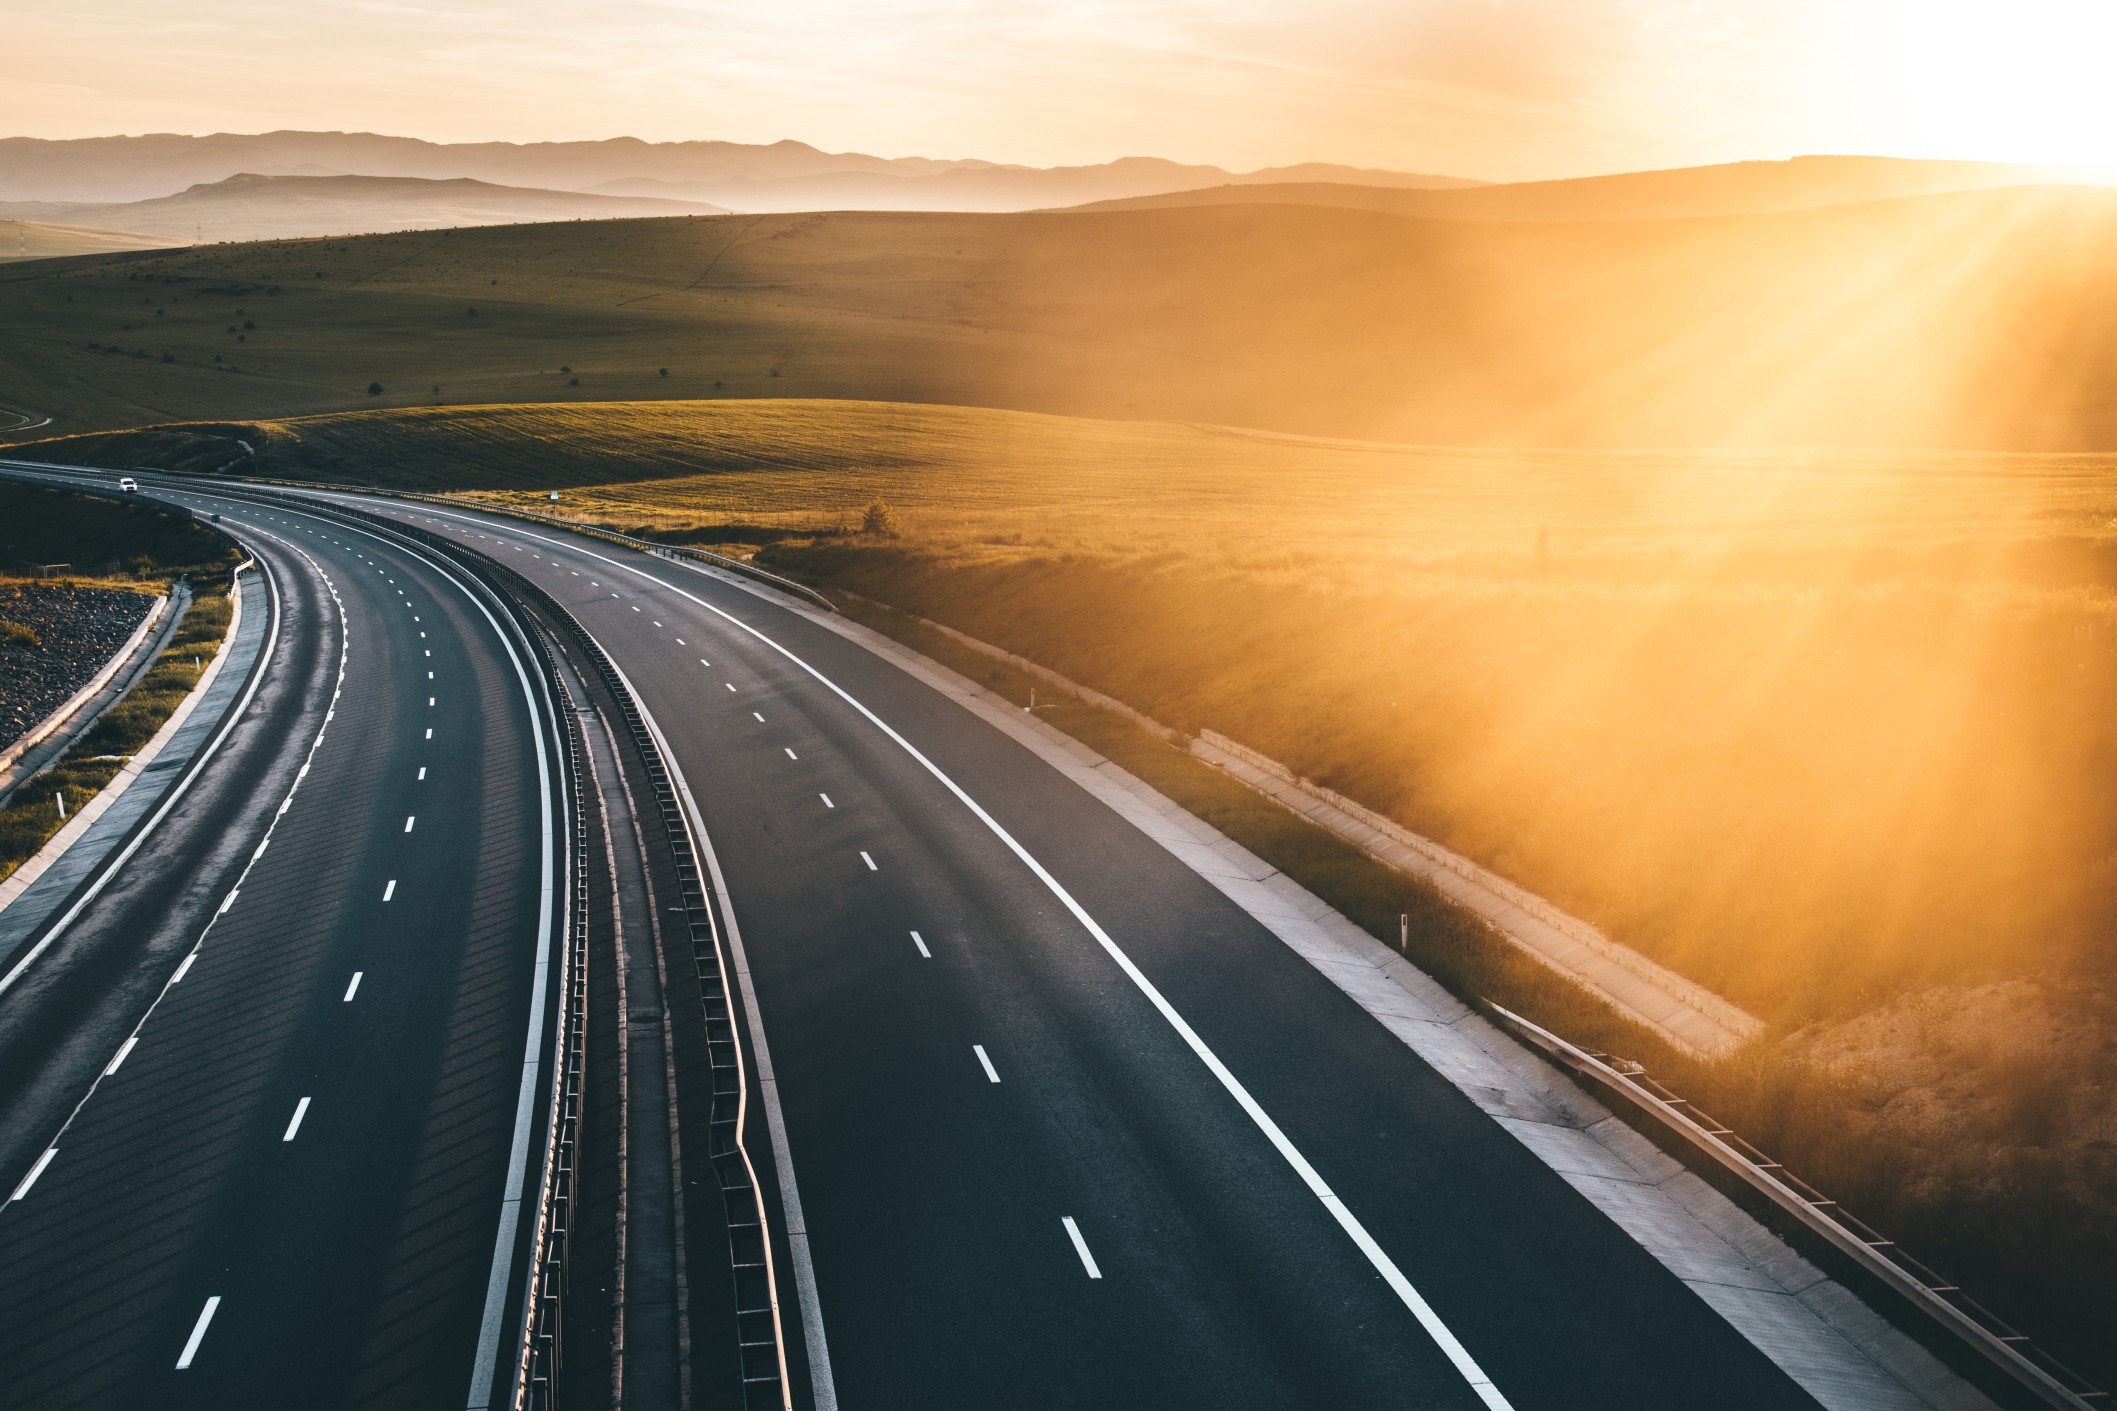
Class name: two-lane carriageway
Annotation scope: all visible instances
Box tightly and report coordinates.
[0,486,560,1410]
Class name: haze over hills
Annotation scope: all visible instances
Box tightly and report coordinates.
[5,184,2117,449]
[0,131,1482,212]
[1075,154,2117,222]
[0,218,163,262]
[0,173,727,245]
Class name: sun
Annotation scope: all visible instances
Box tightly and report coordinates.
[1884,0,2117,167]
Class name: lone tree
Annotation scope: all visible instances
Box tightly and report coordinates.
[861,499,899,537]
[367,381,383,396]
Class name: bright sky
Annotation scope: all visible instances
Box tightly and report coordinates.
[9,0,2117,180]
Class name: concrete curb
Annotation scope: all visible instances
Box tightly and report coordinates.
[0,562,265,972]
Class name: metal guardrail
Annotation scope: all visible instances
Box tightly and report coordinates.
[537,594,793,1409]
[1484,1001,2105,1411]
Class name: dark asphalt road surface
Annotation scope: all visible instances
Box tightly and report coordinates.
[341,497,1828,1411]
[0,484,557,1410]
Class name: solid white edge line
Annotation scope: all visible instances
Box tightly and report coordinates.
[171,953,195,983]
[10,1147,57,1201]
[175,1295,220,1369]
[0,542,281,1000]
[595,652,815,1411]
[377,500,1510,1409]
[1062,1217,1103,1279]
[282,1096,311,1142]
[973,1045,1000,1083]
[104,1035,139,1075]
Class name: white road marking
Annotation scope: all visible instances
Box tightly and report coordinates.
[820,793,834,809]
[1063,1218,1103,1279]
[279,795,293,815]
[428,696,435,706]
[699,658,709,666]
[632,605,641,612]
[785,748,798,760]
[383,879,397,901]
[428,671,434,679]
[725,683,737,692]
[752,711,764,722]
[676,638,685,645]
[218,888,239,914]
[344,972,363,1001]
[860,851,877,871]
[404,816,415,832]
[10,1148,57,1201]
[252,839,268,861]
[283,1097,312,1141]
[911,930,930,958]
[973,1045,1000,1083]
[172,953,196,983]
[417,766,427,780]
[105,1037,138,1075]
[409,514,1514,1408]
[425,728,433,739]
[176,1297,220,1368]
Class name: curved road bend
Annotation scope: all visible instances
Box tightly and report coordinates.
[0,485,558,1410]
[305,493,1827,1411]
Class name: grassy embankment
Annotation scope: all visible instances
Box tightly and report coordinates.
[9,186,2117,449]
[19,397,2117,1372]
[0,483,241,879]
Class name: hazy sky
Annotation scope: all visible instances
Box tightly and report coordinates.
[10,0,2117,180]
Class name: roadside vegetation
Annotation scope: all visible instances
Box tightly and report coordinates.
[15,395,2117,1372]
[0,485,240,882]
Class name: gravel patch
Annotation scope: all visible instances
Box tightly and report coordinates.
[0,582,156,751]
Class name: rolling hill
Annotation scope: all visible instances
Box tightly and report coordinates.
[5,184,2117,448]
[0,130,1481,212]
[1073,154,2115,221]
[0,172,727,244]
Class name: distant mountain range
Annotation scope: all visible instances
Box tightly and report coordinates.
[0,131,1481,211]
[1076,155,2117,222]
[0,173,727,245]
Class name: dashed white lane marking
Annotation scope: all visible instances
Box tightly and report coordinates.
[218,888,239,915]
[632,605,641,612]
[428,696,435,707]
[911,930,931,958]
[10,1148,57,1201]
[404,816,416,833]
[1062,1218,1103,1279]
[725,683,737,692]
[176,1296,221,1368]
[282,1096,311,1142]
[383,879,397,901]
[418,766,427,780]
[676,638,685,645]
[279,795,293,815]
[104,1037,138,1075]
[427,671,434,680]
[973,1045,1000,1083]
[820,793,834,809]
[860,851,877,871]
[425,728,433,739]
[171,953,196,983]
[344,972,363,1002]
[699,658,710,666]
[785,748,798,760]
[752,711,764,723]
[252,839,268,861]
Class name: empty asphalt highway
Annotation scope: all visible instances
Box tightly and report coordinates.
[0,477,561,1409]
[319,492,1830,1411]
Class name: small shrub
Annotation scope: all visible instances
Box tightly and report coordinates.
[0,620,40,650]
[367,381,383,396]
[861,499,899,537]
[568,377,580,386]
[659,367,668,377]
